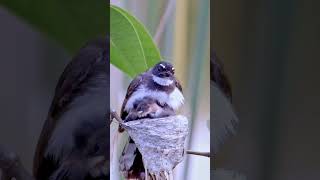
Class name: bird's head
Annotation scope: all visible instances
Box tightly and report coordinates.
[151,61,175,86]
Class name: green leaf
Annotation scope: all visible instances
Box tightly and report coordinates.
[110,5,161,77]
[0,0,107,54]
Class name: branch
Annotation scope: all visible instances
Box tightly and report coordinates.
[0,145,35,180]
[110,109,123,124]
[186,150,210,158]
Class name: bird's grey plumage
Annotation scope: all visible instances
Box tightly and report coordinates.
[33,38,108,180]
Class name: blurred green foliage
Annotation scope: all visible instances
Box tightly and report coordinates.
[110,5,161,78]
[0,2,160,77]
[0,0,107,54]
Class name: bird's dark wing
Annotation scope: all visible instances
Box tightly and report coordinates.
[49,126,109,180]
[33,38,107,179]
[120,73,144,120]
[175,78,183,93]
[211,49,232,101]
[211,49,238,155]
[119,138,145,179]
[212,83,238,155]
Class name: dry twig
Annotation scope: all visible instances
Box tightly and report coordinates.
[110,109,123,124]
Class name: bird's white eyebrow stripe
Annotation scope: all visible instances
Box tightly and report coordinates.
[160,64,165,68]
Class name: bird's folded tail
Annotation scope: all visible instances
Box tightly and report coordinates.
[119,138,146,179]
[49,159,87,180]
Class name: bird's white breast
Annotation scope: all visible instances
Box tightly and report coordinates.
[168,87,184,110]
[124,85,184,112]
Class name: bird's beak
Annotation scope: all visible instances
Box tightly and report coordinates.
[159,72,172,78]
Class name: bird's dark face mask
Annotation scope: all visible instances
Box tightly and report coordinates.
[151,61,175,86]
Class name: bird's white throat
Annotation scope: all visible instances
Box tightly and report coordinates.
[152,75,173,86]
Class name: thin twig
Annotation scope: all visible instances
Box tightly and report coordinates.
[186,150,210,158]
[110,109,124,124]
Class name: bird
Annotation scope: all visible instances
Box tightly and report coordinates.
[33,38,108,180]
[211,49,238,155]
[118,61,184,179]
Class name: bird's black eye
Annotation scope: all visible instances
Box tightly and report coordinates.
[172,67,175,73]
[133,103,138,109]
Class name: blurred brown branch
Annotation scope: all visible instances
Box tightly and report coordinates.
[110,109,123,124]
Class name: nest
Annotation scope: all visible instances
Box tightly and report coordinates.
[121,115,189,179]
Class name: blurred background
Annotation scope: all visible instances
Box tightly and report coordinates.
[110,0,210,180]
[0,1,106,177]
[213,0,320,179]
[0,5,69,172]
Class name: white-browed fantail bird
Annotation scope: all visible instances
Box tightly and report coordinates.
[211,49,238,155]
[118,61,184,179]
[33,38,108,180]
